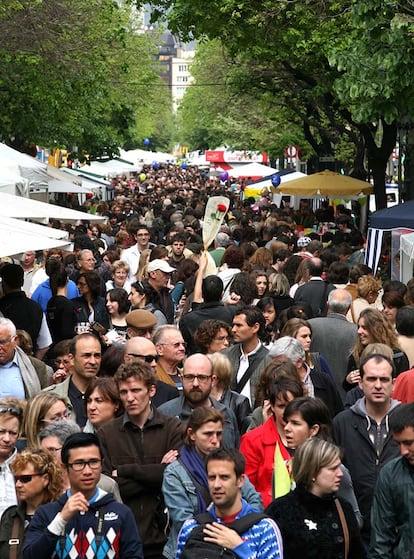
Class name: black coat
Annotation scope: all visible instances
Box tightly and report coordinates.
[265,485,365,559]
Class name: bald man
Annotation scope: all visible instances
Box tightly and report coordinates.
[158,354,240,447]
[124,337,178,408]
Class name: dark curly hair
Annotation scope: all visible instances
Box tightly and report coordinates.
[194,319,232,354]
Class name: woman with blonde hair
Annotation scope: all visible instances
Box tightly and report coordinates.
[265,438,364,558]
[209,352,251,433]
[347,274,382,323]
[105,260,131,293]
[0,449,64,559]
[21,393,70,449]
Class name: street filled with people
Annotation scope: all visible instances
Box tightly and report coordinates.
[1,162,414,559]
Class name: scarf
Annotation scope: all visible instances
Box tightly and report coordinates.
[16,346,41,397]
[179,444,210,513]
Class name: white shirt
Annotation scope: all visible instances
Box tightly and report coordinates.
[236,340,262,405]
[0,448,18,520]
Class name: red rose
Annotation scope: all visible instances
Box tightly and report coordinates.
[217,203,227,212]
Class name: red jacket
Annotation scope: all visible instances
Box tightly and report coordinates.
[240,417,291,508]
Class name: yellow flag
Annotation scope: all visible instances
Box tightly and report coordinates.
[273,442,291,499]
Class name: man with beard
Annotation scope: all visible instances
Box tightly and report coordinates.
[158,353,239,448]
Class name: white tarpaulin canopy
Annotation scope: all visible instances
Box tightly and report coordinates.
[228,162,278,178]
[120,148,175,165]
[0,217,72,257]
[0,192,106,223]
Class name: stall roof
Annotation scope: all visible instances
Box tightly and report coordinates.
[0,192,106,223]
[369,200,414,230]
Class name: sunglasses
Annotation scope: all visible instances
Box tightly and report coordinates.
[14,473,44,484]
[0,405,22,418]
[127,353,158,363]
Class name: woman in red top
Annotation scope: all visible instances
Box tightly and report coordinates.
[240,372,304,507]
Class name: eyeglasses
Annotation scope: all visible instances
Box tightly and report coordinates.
[214,335,229,342]
[0,337,13,346]
[127,353,159,363]
[44,446,62,454]
[41,410,70,423]
[159,342,187,349]
[67,458,103,471]
[0,405,22,418]
[182,374,212,383]
[14,474,44,484]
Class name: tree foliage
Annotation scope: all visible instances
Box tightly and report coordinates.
[0,0,172,156]
[137,0,414,206]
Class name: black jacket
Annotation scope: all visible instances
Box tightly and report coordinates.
[265,485,365,559]
[0,503,26,559]
[0,292,43,351]
[333,397,400,540]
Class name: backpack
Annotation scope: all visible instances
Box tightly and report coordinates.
[181,511,267,559]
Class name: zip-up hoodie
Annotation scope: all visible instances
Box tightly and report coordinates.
[23,490,143,559]
[333,396,401,540]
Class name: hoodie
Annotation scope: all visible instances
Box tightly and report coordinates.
[23,490,143,559]
[333,396,401,541]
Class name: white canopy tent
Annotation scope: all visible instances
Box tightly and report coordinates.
[120,148,175,165]
[0,217,72,258]
[400,231,414,283]
[228,162,278,178]
[0,144,48,188]
[0,192,106,223]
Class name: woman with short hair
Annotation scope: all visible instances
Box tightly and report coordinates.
[0,449,64,559]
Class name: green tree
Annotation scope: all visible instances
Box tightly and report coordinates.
[0,0,170,157]
[139,0,414,207]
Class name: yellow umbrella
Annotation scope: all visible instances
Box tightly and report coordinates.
[271,170,373,197]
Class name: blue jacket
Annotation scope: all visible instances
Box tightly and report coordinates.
[23,490,143,559]
[32,278,79,311]
[176,498,283,559]
[162,459,263,559]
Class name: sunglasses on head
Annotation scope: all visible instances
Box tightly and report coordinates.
[14,473,44,484]
[0,405,22,418]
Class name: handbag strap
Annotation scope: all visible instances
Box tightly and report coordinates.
[9,515,21,559]
[335,498,349,559]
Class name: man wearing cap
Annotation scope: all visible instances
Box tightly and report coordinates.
[294,236,313,259]
[126,309,157,340]
[0,263,52,358]
[143,259,175,324]
[124,336,178,407]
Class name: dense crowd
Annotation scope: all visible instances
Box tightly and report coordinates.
[0,162,414,559]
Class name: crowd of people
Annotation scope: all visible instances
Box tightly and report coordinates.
[1,162,414,559]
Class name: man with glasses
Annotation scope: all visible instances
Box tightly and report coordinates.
[98,360,184,559]
[24,432,143,559]
[153,325,187,390]
[124,336,178,407]
[158,353,239,448]
[0,318,48,400]
[0,401,23,519]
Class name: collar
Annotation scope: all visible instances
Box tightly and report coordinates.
[122,408,154,429]
[1,447,18,469]
[241,340,262,359]
[0,350,20,369]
